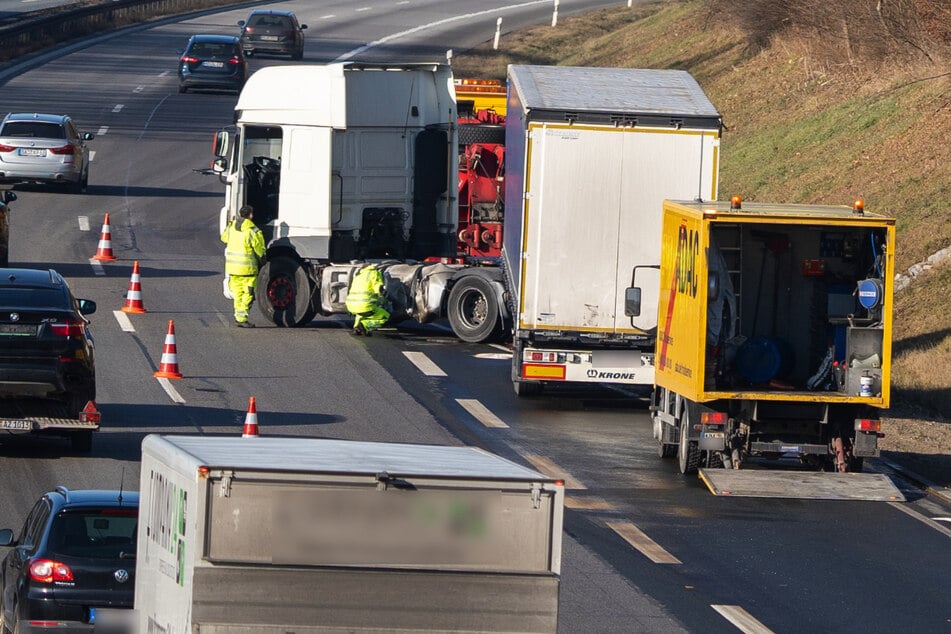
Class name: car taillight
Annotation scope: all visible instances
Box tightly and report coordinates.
[47,145,75,156]
[30,559,73,584]
[49,320,85,337]
[181,55,200,64]
[0,143,14,152]
[228,56,241,65]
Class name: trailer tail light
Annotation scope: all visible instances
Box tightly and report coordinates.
[700,411,727,425]
[30,559,73,584]
[855,419,881,432]
[79,401,100,424]
[524,351,565,363]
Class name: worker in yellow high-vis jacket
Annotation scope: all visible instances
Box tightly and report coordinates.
[345,264,389,336]
[221,205,266,328]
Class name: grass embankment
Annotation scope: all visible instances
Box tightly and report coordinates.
[452,1,951,425]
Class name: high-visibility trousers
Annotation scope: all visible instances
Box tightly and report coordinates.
[353,305,390,332]
[229,274,257,323]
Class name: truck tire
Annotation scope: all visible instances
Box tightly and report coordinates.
[70,430,93,453]
[677,408,701,475]
[447,276,500,343]
[258,256,317,327]
[458,124,505,146]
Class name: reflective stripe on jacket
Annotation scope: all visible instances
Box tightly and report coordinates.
[220,218,266,276]
[345,265,385,314]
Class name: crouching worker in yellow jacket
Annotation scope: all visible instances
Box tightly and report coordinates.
[221,205,266,328]
[346,264,390,336]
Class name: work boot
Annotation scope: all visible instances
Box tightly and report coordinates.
[235,320,255,328]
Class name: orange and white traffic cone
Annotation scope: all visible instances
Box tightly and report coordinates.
[242,397,259,438]
[120,261,147,314]
[153,320,183,379]
[92,213,117,262]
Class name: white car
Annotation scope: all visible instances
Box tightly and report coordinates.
[0,113,93,193]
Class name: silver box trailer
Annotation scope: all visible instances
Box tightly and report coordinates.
[502,65,722,394]
[135,435,565,633]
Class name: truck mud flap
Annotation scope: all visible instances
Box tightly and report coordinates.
[697,469,905,502]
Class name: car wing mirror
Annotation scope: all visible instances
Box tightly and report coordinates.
[0,528,15,547]
[82,132,94,141]
[300,24,308,30]
[78,299,97,316]
[1,191,16,204]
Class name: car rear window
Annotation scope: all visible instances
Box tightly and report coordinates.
[190,42,237,57]
[0,121,67,139]
[250,15,292,28]
[0,288,68,309]
[48,509,137,559]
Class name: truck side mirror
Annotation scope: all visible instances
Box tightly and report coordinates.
[624,287,641,317]
[708,273,720,302]
[213,130,231,159]
[212,157,228,174]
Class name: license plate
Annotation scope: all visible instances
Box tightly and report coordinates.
[0,420,32,431]
[0,324,35,336]
[18,148,46,157]
[202,61,224,68]
[261,35,280,41]
[701,432,725,439]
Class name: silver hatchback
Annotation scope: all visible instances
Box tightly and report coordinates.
[0,113,94,193]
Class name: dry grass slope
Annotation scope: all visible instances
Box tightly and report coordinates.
[453,0,950,485]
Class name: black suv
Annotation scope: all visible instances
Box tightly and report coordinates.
[0,487,138,631]
[0,269,98,452]
[238,9,307,59]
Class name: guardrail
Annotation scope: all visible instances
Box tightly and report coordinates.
[0,0,252,64]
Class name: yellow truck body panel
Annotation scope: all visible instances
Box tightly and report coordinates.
[655,199,895,408]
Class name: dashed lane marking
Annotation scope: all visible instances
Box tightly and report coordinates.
[112,104,123,113]
[488,343,511,353]
[606,521,681,564]
[710,605,775,634]
[133,85,144,93]
[89,150,96,162]
[565,496,615,511]
[521,453,586,490]
[157,377,185,404]
[402,351,447,377]
[474,352,510,360]
[89,259,105,276]
[320,14,336,19]
[456,398,508,428]
[113,310,135,333]
[78,216,90,231]
[97,126,108,136]
[159,70,170,77]
[355,6,372,11]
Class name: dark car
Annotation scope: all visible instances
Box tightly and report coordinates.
[0,268,97,452]
[0,190,16,267]
[178,34,247,94]
[0,487,138,632]
[0,113,94,193]
[238,9,307,59]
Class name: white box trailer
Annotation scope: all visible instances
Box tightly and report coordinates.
[135,434,565,633]
[503,65,721,395]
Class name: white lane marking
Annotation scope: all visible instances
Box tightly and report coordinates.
[320,14,336,19]
[335,0,549,61]
[112,104,123,113]
[888,502,951,539]
[89,150,96,162]
[97,126,108,136]
[521,453,586,490]
[606,521,681,564]
[113,310,135,333]
[88,259,105,276]
[355,6,371,11]
[933,517,951,523]
[456,398,508,428]
[474,352,510,360]
[157,377,186,404]
[133,85,145,93]
[489,343,511,353]
[565,496,615,511]
[78,216,90,231]
[710,605,775,634]
[159,70,170,77]
[396,0,410,4]
[402,351,447,377]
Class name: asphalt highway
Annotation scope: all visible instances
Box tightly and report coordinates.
[0,1,949,632]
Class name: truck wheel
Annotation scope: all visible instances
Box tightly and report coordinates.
[656,420,677,458]
[447,276,500,343]
[70,431,93,453]
[677,409,700,475]
[258,256,317,327]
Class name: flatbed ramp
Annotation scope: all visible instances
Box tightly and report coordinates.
[698,469,906,501]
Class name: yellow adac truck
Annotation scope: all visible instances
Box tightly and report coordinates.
[631,197,898,490]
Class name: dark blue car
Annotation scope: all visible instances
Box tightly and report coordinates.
[178,34,247,94]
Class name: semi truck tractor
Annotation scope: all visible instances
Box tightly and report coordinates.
[503,65,721,395]
[638,197,896,479]
[135,434,565,633]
